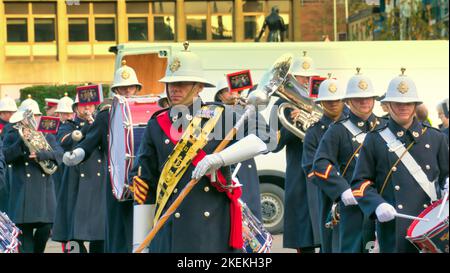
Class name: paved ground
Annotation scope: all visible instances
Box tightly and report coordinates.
[44,234,297,253]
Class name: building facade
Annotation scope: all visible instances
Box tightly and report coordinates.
[0,0,344,97]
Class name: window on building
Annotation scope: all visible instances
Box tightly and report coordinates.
[6,19,28,42]
[67,3,90,14]
[186,1,208,40]
[32,3,56,14]
[68,18,89,42]
[243,1,265,40]
[153,1,176,41]
[126,2,149,14]
[128,18,148,41]
[93,2,116,42]
[211,1,233,40]
[154,16,175,40]
[268,0,290,40]
[94,2,116,14]
[95,18,116,41]
[4,2,28,14]
[34,19,55,42]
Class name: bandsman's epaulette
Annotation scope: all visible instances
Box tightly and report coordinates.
[203,101,226,109]
[422,122,441,132]
[99,104,111,112]
[151,107,170,120]
[373,123,388,132]
[336,115,350,124]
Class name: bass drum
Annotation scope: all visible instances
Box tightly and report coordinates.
[108,95,161,201]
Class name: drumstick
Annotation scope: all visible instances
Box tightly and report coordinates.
[437,191,448,219]
[394,212,429,222]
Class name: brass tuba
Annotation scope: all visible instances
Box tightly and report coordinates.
[247,53,323,140]
[12,109,58,175]
[277,74,324,140]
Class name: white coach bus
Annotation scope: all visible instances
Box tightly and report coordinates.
[110,41,449,234]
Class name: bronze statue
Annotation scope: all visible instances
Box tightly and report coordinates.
[255,6,286,42]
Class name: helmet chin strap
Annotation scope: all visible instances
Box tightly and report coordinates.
[387,103,416,125]
[348,99,374,119]
[167,83,201,106]
[321,102,343,120]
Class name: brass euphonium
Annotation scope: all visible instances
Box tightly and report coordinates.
[276,74,324,140]
[12,109,58,175]
[248,53,323,140]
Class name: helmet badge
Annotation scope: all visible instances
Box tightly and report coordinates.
[328,83,337,93]
[169,57,181,73]
[358,80,368,91]
[397,81,409,94]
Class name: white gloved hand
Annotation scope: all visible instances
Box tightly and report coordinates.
[375,203,397,223]
[191,154,224,180]
[341,188,358,206]
[442,177,449,196]
[62,148,85,166]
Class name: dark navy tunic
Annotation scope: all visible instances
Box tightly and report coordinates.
[312,111,384,252]
[53,118,106,242]
[351,118,449,253]
[132,101,275,253]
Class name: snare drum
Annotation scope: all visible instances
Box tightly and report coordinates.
[406,197,449,253]
[108,95,161,201]
[241,200,273,253]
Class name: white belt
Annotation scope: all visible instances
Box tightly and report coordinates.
[379,127,437,201]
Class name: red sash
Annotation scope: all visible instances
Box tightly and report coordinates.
[156,111,243,249]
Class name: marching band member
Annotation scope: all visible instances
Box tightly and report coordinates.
[53,92,105,253]
[44,98,60,117]
[62,62,143,253]
[437,98,449,137]
[0,96,17,214]
[312,68,384,253]
[130,42,275,253]
[0,96,17,135]
[52,94,74,198]
[351,69,449,253]
[302,76,347,253]
[213,78,262,220]
[3,96,63,253]
[270,52,320,253]
[54,94,74,123]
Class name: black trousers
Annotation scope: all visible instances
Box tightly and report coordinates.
[17,223,52,253]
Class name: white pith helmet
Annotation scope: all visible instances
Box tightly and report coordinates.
[344,68,378,99]
[290,51,319,77]
[159,41,215,88]
[55,93,74,114]
[382,68,422,104]
[0,96,18,112]
[111,60,143,91]
[315,74,345,102]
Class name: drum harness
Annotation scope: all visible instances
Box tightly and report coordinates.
[378,126,437,201]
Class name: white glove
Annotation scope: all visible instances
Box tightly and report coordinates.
[341,188,358,206]
[191,154,224,180]
[442,177,449,196]
[375,203,397,223]
[62,148,85,166]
